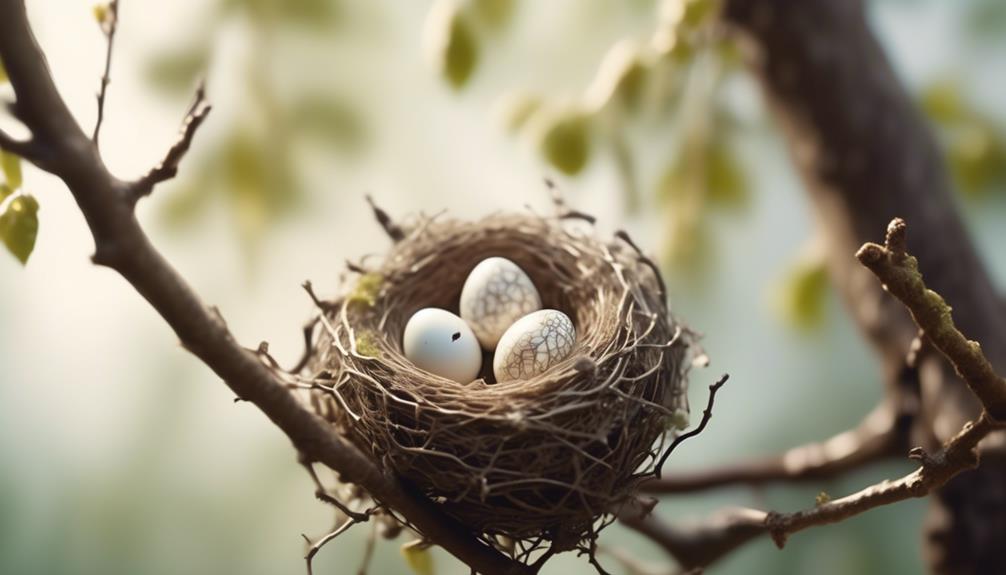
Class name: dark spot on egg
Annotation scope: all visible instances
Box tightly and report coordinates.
[452,332,461,341]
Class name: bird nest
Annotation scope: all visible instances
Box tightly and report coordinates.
[303,209,692,551]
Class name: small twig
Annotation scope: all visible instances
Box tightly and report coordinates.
[357,521,378,575]
[299,456,371,522]
[92,0,119,144]
[365,194,404,242]
[130,82,211,200]
[289,317,320,374]
[856,218,1006,420]
[642,399,905,493]
[304,518,357,575]
[655,374,729,477]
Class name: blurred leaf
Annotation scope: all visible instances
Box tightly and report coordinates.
[1,151,22,189]
[159,178,213,228]
[494,91,543,133]
[0,58,7,83]
[969,0,1006,39]
[585,41,648,113]
[401,541,434,575]
[223,0,340,27]
[290,96,366,152]
[92,2,110,26]
[662,207,711,273]
[681,0,719,29]
[0,183,13,203]
[920,81,966,125]
[146,45,209,94]
[426,1,479,89]
[948,125,1006,196]
[539,110,592,175]
[0,193,39,265]
[773,244,829,329]
[705,138,748,208]
[472,0,515,30]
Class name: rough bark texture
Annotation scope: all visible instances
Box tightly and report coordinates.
[721,0,1006,573]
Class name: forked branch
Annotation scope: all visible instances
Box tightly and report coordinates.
[0,2,528,573]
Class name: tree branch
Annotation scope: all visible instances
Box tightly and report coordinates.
[92,0,118,144]
[618,498,768,571]
[0,2,527,573]
[626,219,1006,569]
[856,218,1006,421]
[655,374,729,477]
[130,82,211,201]
[642,399,907,494]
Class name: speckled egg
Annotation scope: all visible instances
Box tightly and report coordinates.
[460,257,543,350]
[403,308,483,383]
[493,309,576,382]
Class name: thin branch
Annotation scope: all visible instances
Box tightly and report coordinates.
[0,2,527,573]
[130,82,211,200]
[618,498,767,571]
[92,0,119,144]
[655,374,729,477]
[365,194,405,242]
[856,218,1006,421]
[765,412,1002,547]
[304,517,357,575]
[643,399,906,494]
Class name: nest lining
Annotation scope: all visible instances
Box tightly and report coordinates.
[305,211,690,549]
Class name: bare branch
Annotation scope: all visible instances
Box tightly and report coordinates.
[856,218,1006,421]
[765,412,1003,548]
[655,374,729,477]
[643,400,906,494]
[92,0,119,144]
[0,2,528,573]
[130,82,211,200]
[618,498,767,571]
[366,194,405,242]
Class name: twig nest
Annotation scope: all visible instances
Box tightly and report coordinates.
[306,211,691,550]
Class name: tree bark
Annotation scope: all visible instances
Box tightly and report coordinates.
[721,0,1006,572]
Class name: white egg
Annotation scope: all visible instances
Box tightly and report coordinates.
[460,257,543,350]
[403,308,483,383]
[493,309,576,382]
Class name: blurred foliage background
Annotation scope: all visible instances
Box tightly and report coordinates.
[1,0,1005,573]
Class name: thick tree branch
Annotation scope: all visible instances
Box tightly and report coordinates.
[0,2,527,573]
[642,399,907,494]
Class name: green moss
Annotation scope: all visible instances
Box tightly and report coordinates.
[355,332,380,358]
[347,273,383,308]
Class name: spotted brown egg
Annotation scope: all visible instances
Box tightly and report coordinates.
[493,309,576,382]
[460,257,542,350]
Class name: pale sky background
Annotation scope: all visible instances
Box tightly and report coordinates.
[1,1,1004,574]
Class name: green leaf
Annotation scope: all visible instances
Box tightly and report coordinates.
[773,246,829,329]
[290,96,366,153]
[705,139,748,209]
[539,110,592,176]
[1,151,23,189]
[401,541,434,575]
[494,91,543,133]
[471,0,515,30]
[146,46,209,95]
[0,193,39,264]
[921,81,966,125]
[426,1,479,89]
[948,125,1006,197]
[0,183,13,203]
[0,58,7,83]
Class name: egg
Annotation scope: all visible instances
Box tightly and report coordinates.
[403,308,483,383]
[493,309,576,382]
[460,257,543,349]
